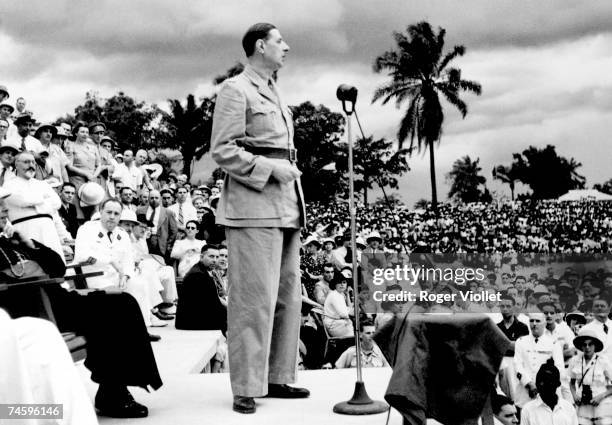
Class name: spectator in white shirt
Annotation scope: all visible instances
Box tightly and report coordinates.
[113,150,143,191]
[582,298,612,364]
[568,328,612,424]
[323,275,354,338]
[335,323,388,369]
[168,186,197,231]
[521,359,578,425]
[514,312,565,407]
[6,114,43,154]
[170,220,205,277]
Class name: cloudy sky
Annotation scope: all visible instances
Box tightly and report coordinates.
[2,0,612,205]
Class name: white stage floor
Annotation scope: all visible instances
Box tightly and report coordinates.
[77,321,407,424]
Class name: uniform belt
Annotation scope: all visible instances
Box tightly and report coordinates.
[11,214,53,225]
[242,145,297,162]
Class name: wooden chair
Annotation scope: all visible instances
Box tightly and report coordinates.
[1,268,104,362]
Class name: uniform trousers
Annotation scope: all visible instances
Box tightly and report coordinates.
[225,227,301,397]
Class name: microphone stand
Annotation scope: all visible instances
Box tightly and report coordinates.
[333,88,388,416]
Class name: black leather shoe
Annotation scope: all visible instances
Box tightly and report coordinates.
[95,387,148,418]
[148,333,161,342]
[153,310,175,321]
[267,384,310,398]
[233,396,256,414]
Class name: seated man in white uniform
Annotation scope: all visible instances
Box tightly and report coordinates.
[131,213,178,316]
[118,209,169,326]
[73,199,162,338]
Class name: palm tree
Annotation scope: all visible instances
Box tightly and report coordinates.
[447,156,488,203]
[166,94,214,178]
[372,21,482,211]
[492,164,519,201]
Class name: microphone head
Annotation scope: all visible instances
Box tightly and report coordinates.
[336,84,358,103]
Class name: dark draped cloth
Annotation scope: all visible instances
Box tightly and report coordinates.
[375,313,509,425]
[175,262,227,333]
[2,283,163,391]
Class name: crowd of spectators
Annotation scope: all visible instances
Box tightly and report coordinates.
[304,199,612,254]
[1,85,612,423]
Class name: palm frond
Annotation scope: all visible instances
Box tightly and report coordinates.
[440,88,467,117]
[438,45,465,73]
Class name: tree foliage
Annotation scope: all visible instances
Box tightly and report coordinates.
[59,91,166,152]
[446,156,491,203]
[164,94,214,177]
[510,145,585,199]
[372,21,482,211]
[336,136,410,205]
[492,163,520,200]
[290,101,346,203]
[594,179,612,195]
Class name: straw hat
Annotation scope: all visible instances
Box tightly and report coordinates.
[366,231,382,244]
[565,311,586,326]
[321,237,336,248]
[0,101,14,114]
[78,182,106,207]
[573,328,604,353]
[119,209,139,225]
[303,235,321,248]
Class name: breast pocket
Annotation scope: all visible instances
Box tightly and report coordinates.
[247,103,278,136]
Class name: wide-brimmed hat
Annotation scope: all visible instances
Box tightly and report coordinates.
[119,209,139,225]
[0,85,9,99]
[14,113,34,126]
[533,284,550,296]
[356,236,367,249]
[303,235,321,248]
[34,123,57,139]
[537,300,556,312]
[0,101,14,113]
[366,231,382,244]
[0,142,19,155]
[199,185,212,195]
[321,237,336,248]
[573,328,604,353]
[565,311,586,326]
[142,163,163,180]
[78,182,105,207]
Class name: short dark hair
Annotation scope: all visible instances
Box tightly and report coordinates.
[499,294,515,305]
[201,244,219,254]
[323,263,335,270]
[242,23,276,57]
[491,394,514,415]
[61,182,76,191]
[119,186,133,195]
[185,220,199,228]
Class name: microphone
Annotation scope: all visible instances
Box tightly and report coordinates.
[336,84,358,104]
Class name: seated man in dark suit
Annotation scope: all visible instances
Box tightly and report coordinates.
[0,190,162,419]
[58,182,78,239]
[175,244,227,333]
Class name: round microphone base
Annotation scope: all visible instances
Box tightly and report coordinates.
[333,381,389,415]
